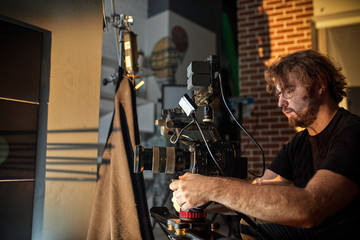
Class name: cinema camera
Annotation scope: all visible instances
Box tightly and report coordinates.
[134,55,247,179]
[133,55,259,239]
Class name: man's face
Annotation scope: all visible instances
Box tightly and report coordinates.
[275,74,320,128]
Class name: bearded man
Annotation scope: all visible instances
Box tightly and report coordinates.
[170,50,360,240]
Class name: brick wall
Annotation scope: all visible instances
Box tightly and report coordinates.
[237,0,313,177]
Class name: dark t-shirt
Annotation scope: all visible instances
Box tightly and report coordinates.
[269,108,360,240]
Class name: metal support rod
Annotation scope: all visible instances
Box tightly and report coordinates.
[0,179,35,183]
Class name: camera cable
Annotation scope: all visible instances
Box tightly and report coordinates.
[169,119,195,144]
[192,116,225,176]
[218,72,266,178]
[235,211,274,240]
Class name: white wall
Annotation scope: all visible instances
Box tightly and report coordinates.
[169,11,217,85]
[143,10,216,85]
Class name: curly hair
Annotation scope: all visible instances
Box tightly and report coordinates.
[264,49,347,103]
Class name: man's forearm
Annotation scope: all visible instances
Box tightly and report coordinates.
[208,177,315,228]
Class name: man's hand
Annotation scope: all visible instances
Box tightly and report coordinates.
[169,172,213,211]
[171,191,181,212]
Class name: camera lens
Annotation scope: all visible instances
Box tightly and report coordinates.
[134,145,153,173]
[152,146,175,173]
[134,145,190,174]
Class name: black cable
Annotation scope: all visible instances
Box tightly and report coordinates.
[241,112,260,155]
[193,116,225,176]
[211,213,218,222]
[236,212,274,240]
[218,72,266,178]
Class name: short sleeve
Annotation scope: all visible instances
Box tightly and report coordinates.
[319,126,360,187]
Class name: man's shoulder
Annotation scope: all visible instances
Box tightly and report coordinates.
[339,107,360,122]
[335,108,360,131]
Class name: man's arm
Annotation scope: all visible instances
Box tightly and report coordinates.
[252,169,293,185]
[170,170,359,228]
[205,169,292,214]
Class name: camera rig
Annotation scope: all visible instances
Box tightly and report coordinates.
[134,55,267,239]
[134,55,247,179]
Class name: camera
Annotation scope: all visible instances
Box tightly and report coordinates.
[133,55,254,239]
[134,55,247,179]
[135,140,247,178]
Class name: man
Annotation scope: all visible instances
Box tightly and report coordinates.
[170,50,360,239]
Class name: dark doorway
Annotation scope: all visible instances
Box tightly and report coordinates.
[0,15,50,239]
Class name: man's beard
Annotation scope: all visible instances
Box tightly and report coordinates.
[286,98,321,128]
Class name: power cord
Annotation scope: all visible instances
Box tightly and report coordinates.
[218,72,266,178]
